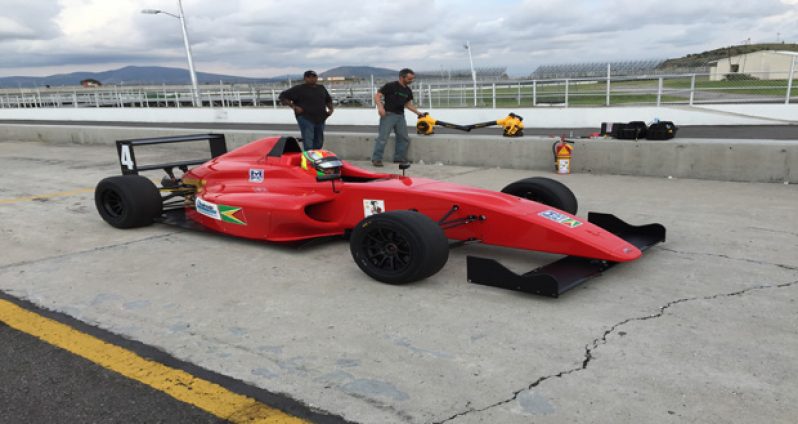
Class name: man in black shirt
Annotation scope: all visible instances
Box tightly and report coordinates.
[371,68,423,167]
[279,70,334,150]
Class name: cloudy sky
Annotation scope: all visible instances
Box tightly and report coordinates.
[1,0,797,78]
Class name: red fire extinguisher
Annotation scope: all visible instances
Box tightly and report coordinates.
[552,136,574,174]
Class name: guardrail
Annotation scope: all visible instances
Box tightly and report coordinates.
[1,70,795,110]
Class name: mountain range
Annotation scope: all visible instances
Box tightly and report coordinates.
[0,65,398,88]
[11,42,792,88]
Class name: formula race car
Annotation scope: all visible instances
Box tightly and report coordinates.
[94,134,665,297]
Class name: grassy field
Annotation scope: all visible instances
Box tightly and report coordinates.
[428,84,686,107]
[664,78,797,96]
[422,78,796,107]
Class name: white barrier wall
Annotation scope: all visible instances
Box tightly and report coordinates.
[2,124,796,183]
[1,104,796,127]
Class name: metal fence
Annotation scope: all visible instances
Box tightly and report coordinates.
[1,70,796,110]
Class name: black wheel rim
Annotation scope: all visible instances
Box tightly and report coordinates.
[363,227,412,273]
[100,190,125,218]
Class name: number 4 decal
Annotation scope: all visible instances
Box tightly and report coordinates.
[120,145,134,170]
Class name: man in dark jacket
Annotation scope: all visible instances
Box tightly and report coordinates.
[279,70,334,150]
[371,68,423,167]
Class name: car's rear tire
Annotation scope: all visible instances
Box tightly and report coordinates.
[95,175,162,229]
[501,177,578,215]
[350,211,449,284]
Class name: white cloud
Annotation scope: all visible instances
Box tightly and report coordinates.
[0,16,35,39]
[0,0,61,42]
[0,0,796,78]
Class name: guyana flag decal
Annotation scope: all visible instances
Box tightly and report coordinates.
[219,205,247,225]
[195,197,247,225]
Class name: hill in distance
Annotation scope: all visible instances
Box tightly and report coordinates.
[0,65,399,88]
[0,65,280,88]
[660,43,798,69]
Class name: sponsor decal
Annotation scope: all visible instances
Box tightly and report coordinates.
[249,169,264,183]
[363,199,385,217]
[539,209,582,228]
[195,197,220,220]
[195,197,247,225]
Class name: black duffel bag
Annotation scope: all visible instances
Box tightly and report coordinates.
[646,121,678,140]
[612,121,648,139]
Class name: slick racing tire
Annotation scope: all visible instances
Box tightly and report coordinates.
[95,175,163,229]
[350,211,449,285]
[501,177,578,215]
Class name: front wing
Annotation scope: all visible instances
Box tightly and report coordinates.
[467,213,666,297]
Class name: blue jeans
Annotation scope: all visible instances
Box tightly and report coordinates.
[372,112,410,162]
[297,116,325,150]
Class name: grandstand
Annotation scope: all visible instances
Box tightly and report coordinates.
[531,59,665,79]
[414,67,508,81]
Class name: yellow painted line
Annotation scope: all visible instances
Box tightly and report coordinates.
[0,299,307,423]
[1,178,165,205]
[0,188,94,205]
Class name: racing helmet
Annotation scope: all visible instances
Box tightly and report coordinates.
[301,149,343,177]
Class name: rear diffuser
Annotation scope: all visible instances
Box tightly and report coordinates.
[467,212,666,298]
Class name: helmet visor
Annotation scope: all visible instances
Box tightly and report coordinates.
[314,156,343,175]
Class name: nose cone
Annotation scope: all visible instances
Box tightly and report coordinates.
[614,243,642,262]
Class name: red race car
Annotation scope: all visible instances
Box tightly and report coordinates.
[95,134,665,297]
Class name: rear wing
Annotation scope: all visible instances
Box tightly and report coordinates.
[116,133,227,176]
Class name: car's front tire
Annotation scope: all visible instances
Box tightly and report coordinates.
[501,177,578,215]
[95,175,162,229]
[350,211,449,284]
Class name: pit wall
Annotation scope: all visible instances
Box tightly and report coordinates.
[1,123,795,183]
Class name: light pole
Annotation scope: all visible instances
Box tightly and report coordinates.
[142,0,200,107]
[464,41,477,107]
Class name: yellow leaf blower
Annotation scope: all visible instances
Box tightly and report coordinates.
[416,113,471,135]
[467,113,524,137]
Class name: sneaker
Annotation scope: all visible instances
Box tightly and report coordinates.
[371,160,383,167]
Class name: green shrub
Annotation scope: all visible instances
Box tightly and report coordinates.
[724,73,759,81]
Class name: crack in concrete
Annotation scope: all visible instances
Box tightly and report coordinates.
[0,232,183,272]
[439,167,495,180]
[432,279,798,424]
[658,246,798,271]
[745,226,798,238]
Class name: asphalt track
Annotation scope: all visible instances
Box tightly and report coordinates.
[0,292,349,424]
[0,311,223,424]
[1,120,797,139]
